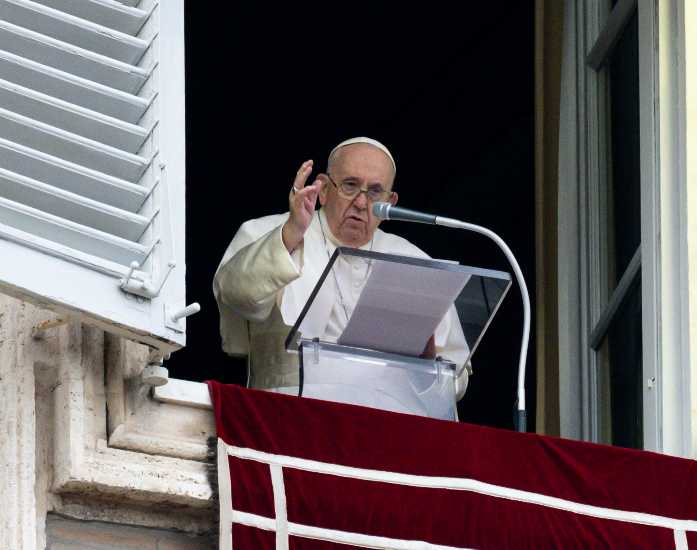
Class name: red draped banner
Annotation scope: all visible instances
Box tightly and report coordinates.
[208,381,697,549]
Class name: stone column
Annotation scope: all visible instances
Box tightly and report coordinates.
[0,295,38,550]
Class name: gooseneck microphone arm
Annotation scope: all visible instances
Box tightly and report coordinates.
[373,203,530,433]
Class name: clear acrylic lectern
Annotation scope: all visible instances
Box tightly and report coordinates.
[285,247,511,421]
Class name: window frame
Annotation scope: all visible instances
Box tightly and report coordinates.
[586,0,645,448]
[557,0,696,456]
[638,0,696,456]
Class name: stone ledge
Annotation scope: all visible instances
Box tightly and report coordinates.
[46,514,215,549]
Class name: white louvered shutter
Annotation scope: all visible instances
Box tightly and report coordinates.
[0,0,187,352]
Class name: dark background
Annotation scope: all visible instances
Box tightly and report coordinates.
[171,2,536,431]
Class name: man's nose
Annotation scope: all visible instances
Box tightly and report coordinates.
[353,191,368,209]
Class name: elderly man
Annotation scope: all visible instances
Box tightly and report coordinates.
[213,137,469,411]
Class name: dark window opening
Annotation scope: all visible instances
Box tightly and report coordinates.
[172,3,535,431]
[599,10,643,448]
[608,11,641,288]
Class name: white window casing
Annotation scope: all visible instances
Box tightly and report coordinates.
[0,0,188,352]
[558,0,697,457]
[557,0,596,443]
[639,0,697,457]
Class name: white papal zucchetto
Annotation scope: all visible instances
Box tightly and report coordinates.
[328,137,396,172]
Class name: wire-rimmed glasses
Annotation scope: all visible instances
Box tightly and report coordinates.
[326,174,393,203]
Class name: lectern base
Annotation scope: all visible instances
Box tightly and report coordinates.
[289,340,459,421]
[268,383,438,418]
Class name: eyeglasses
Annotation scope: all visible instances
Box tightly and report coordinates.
[326,173,393,203]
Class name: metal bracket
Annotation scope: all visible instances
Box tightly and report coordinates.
[120,260,176,299]
[165,302,201,333]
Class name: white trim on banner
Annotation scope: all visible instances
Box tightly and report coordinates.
[217,438,233,550]
[231,510,472,550]
[674,529,688,550]
[270,463,289,549]
[225,443,697,536]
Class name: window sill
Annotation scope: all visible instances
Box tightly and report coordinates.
[153,378,212,409]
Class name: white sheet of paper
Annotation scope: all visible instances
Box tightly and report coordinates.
[338,259,468,356]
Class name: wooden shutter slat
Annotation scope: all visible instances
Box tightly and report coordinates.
[0,19,149,92]
[112,0,141,9]
[0,78,149,152]
[0,0,149,64]
[0,137,148,212]
[0,50,149,122]
[0,166,150,240]
[0,107,150,181]
[33,0,149,36]
[0,195,149,265]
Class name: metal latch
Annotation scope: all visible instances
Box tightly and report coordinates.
[165,302,201,333]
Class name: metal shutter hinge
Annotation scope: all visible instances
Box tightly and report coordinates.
[120,260,175,299]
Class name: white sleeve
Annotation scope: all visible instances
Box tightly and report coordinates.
[214,223,304,323]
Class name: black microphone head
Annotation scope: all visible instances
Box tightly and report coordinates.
[372,202,391,220]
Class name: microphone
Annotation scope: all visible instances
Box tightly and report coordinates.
[372,202,531,433]
[372,202,436,224]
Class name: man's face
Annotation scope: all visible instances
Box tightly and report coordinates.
[319,143,398,247]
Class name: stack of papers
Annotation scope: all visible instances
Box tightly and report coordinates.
[338,259,468,356]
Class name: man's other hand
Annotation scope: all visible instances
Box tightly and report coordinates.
[283,159,323,252]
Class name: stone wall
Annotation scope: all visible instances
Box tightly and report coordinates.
[0,294,216,549]
[46,515,215,549]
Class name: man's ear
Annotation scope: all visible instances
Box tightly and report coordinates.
[390,191,399,207]
[318,174,329,206]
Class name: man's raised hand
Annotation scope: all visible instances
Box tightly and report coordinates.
[282,159,323,252]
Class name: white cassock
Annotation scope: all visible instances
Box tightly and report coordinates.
[213,209,469,415]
